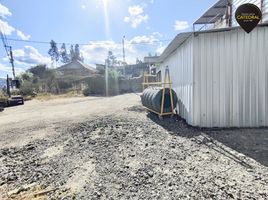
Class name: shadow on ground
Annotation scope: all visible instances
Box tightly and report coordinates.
[147,112,268,167]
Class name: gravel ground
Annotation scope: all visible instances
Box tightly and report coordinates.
[0,94,268,199]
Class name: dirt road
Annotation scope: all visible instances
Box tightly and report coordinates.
[0,94,268,199]
[0,94,138,148]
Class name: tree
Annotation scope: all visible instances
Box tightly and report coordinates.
[74,44,81,61]
[107,51,117,67]
[48,40,59,67]
[60,43,70,63]
[20,72,33,82]
[136,58,142,64]
[80,53,84,63]
[69,44,82,61]
[28,64,46,79]
[70,45,75,61]
[17,71,33,83]
[44,69,57,92]
[16,72,35,96]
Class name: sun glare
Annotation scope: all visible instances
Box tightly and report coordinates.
[102,0,109,7]
[102,0,111,39]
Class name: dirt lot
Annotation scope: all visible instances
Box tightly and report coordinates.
[0,94,268,199]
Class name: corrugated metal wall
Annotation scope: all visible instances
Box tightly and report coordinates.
[160,38,194,124]
[232,0,268,25]
[264,0,268,21]
[193,26,268,127]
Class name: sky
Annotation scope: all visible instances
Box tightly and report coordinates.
[0,0,216,78]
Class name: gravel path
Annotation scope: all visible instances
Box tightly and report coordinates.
[0,94,268,199]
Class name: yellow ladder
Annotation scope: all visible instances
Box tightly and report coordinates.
[142,66,175,118]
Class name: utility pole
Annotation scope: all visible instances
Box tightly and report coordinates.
[6,74,10,97]
[122,35,125,63]
[122,36,126,76]
[0,30,16,80]
[6,46,16,79]
[105,58,109,97]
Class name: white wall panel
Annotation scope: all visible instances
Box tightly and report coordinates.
[264,0,268,21]
[159,37,194,124]
[193,26,268,127]
[158,25,268,127]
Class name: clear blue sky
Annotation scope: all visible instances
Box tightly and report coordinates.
[0,0,216,78]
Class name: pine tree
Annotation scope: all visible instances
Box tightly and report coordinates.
[70,45,75,61]
[80,53,84,63]
[48,40,59,67]
[60,43,70,63]
[107,51,117,67]
[74,44,81,61]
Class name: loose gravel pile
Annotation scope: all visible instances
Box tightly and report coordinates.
[0,107,268,199]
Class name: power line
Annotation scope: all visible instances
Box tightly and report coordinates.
[0,27,16,78]
[4,37,172,46]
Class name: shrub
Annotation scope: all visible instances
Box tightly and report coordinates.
[57,80,73,91]
[0,93,8,107]
[19,81,34,96]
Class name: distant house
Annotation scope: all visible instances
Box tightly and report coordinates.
[55,60,99,92]
[96,64,105,74]
[95,62,148,78]
[57,60,98,77]
[116,63,148,78]
[144,56,159,75]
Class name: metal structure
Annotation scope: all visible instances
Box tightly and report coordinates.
[193,0,231,31]
[142,66,177,118]
[142,72,157,91]
[193,0,268,31]
[157,24,268,127]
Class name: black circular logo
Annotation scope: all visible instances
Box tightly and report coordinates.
[235,3,262,33]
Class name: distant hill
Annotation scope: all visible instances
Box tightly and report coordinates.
[0,78,6,88]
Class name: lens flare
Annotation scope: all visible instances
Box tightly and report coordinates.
[102,0,111,39]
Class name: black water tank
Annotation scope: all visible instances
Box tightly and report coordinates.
[141,87,177,113]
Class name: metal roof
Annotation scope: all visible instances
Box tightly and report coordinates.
[194,0,229,25]
[157,32,192,63]
[157,23,268,63]
[57,59,98,73]
[144,56,159,64]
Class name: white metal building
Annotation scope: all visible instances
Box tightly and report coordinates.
[157,24,268,127]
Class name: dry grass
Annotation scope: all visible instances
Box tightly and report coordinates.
[0,92,8,104]
[35,91,83,101]
[0,185,46,200]
[0,91,7,98]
